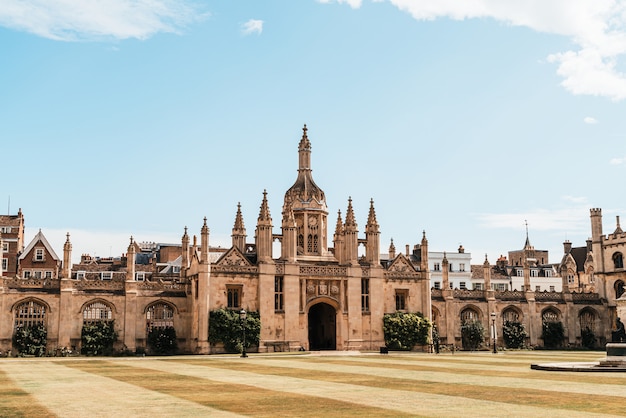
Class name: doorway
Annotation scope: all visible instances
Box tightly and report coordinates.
[308,303,336,350]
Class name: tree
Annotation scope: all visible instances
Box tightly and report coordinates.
[541,321,564,348]
[461,320,485,350]
[81,320,118,355]
[581,327,596,349]
[503,320,528,349]
[208,309,261,353]
[13,323,47,357]
[147,326,178,355]
[383,312,431,350]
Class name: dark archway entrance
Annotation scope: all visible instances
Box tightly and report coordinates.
[308,303,336,350]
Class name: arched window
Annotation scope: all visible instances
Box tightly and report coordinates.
[83,301,113,323]
[14,300,46,328]
[616,281,625,299]
[502,308,520,323]
[460,307,479,323]
[298,234,304,251]
[542,309,559,324]
[313,235,319,253]
[146,303,174,331]
[579,309,596,333]
[614,252,624,269]
[307,234,313,253]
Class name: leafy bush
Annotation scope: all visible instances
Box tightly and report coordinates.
[461,320,485,350]
[13,323,47,357]
[383,312,431,350]
[208,309,261,353]
[541,321,564,348]
[81,320,117,355]
[147,326,178,355]
[503,320,528,349]
[581,327,596,349]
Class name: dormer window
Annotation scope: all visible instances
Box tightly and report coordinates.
[76,271,86,280]
[136,272,145,281]
[101,272,112,280]
[34,248,45,262]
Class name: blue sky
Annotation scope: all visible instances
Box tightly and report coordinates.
[2,0,626,264]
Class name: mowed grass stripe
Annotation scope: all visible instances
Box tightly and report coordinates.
[0,360,241,418]
[64,360,413,418]
[298,355,626,385]
[136,358,613,418]
[178,357,626,416]
[0,368,55,418]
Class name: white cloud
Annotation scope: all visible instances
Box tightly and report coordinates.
[321,0,626,101]
[0,0,205,41]
[610,156,626,165]
[241,19,263,36]
[317,0,363,8]
[584,116,599,124]
[476,206,589,233]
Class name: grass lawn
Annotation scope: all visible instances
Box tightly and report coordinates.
[0,350,624,417]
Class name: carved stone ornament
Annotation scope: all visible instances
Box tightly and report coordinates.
[307,282,316,294]
[330,284,339,295]
[319,281,328,295]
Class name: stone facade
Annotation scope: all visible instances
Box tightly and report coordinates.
[0,128,619,354]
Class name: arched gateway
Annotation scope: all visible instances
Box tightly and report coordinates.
[308,302,336,350]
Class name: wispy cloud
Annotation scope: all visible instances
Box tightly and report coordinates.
[241,19,263,36]
[584,116,598,124]
[322,1,626,101]
[610,157,626,165]
[476,203,589,234]
[0,0,206,41]
[317,0,362,9]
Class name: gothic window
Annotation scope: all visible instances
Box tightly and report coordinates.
[395,290,408,311]
[460,308,479,323]
[614,252,624,269]
[616,281,625,299]
[83,301,113,323]
[227,286,242,309]
[502,308,520,323]
[307,234,313,253]
[298,234,304,251]
[146,303,174,331]
[14,300,46,328]
[274,276,284,311]
[313,235,319,253]
[542,309,559,324]
[361,279,369,312]
[579,309,596,333]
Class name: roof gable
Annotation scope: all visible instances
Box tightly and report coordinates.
[387,253,416,274]
[19,230,60,261]
[215,247,253,267]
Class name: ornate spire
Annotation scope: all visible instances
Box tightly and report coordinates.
[421,230,428,245]
[334,209,343,235]
[344,197,357,229]
[615,216,623,235]
[64,232,72,251]
[258,190,272,223]
[298,124,311,152]
[202,217,209,234]
[234,203,245,229]
[524,220,532,249]
[284,125,325,208]
[483,253,490,266]
[366,198,379,230]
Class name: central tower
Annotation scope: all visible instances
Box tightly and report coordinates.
[282,125,329,258]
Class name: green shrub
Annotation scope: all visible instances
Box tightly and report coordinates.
[147,326,178,355]
[461,320,485,350]
[81,320,118,355]
[503,320,528,349]
[383,312,431,350]
[541,321,564,348]
[581,327,596,349]
[13,323,47,357]
[208,309,261,353]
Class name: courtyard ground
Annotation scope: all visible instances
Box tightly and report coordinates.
[1,350,624,417]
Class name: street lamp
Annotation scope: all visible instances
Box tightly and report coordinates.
[490,312,497,354]
[239,309,248,358]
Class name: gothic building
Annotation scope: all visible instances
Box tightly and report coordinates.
[0,126,432,354]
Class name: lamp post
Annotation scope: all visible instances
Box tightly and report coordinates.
[239,309,248,358]
[490,312,497,354]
